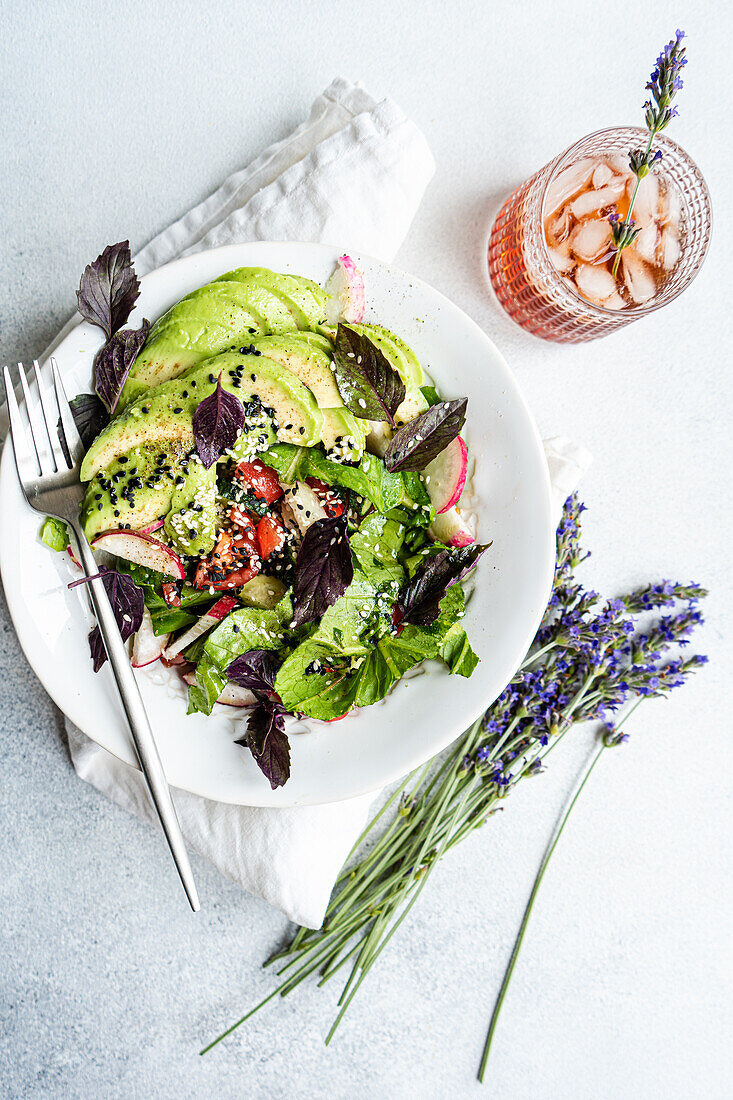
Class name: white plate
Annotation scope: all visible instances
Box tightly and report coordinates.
[0,241,554,806]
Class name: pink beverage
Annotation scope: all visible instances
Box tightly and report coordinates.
[488,127,711,343]
[543,156,682,310]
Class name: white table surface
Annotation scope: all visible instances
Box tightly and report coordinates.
[1,2,730,1097]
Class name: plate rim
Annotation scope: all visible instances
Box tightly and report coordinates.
[0,240,555,806]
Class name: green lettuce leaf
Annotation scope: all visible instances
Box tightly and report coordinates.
[187,595,294,715]
[275,578,475,719]
[350,513,408,585]
[263,444,405,513]
[275,642,358,720]
[186,652,227,715]
[204,596,293,669]
[439,624,480,677]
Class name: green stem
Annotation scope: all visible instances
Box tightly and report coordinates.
[611,130,655,277]
[477,738,606,1082]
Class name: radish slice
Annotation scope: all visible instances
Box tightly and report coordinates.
[92,529,185,579]
[429,507,475,548]
[132,608,169,667]
[423,436,468,514]
[181,669,256,708]
[324,254,366,324]
[66,545,81,570]
[284,481,327,536]
[138,517,165,534]
[163,595,238,660]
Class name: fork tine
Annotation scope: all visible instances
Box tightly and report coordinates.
[3,365,39,484]
[17,362,53,475]
[33,359,67,472]
[51,358,85,468]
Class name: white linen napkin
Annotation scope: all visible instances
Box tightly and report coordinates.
[4,76,593,928]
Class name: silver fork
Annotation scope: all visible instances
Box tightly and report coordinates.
[3,358,200,912]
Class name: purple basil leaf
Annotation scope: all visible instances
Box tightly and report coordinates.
[94,319,150,414]
[193,374,245,468]
[86,569,145,672]
[291,514,354,629]
[227,649,280,695]
[398,543,490,627]
[68,392,109,448]
[88,626,108,673]
[77,241,140,340]
[235,700,291,789]
[57,392,110,461]
[384,398,467,473]
[332,324,406,427]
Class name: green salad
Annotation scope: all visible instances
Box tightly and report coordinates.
[43,246,487,788]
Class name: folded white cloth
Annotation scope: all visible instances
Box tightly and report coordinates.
[6,76,594,928]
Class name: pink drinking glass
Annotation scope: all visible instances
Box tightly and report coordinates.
[487,127,712,343]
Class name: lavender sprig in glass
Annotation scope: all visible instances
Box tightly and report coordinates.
[611,29,688,276]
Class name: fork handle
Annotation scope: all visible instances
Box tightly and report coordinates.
[72,526,200,912]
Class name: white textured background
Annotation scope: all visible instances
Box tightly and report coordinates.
[1,2,731,1098]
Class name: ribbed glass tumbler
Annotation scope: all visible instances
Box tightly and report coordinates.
[487,127,712,343]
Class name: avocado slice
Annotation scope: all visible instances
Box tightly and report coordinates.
[321,407,368,459]
[119,270,328,406]
[164,459,218,557]
[350,323,424,388]
[215,267,328,329]
[82,351,323,481]
[253,333,341,408]
[81,443,186,541]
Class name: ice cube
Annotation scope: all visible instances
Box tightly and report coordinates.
[574,263,618,304]
[592,162,613,189]
[547,242,574,274]
[621,252,656,304]
[545,158,597,215]
[633,223,660,264]
[661,226,682,271]
[570,180,625,219]
[660,180,682,227]
[606,153,632,177]
[630,171,660,227]
[546,205,572,246]
[569,218,613,263]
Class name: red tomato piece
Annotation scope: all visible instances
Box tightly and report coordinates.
[256,514,287,561]
[193,517,261,591]
[305,477,346,518]
[234,458,283,504]
[162,582,181,608]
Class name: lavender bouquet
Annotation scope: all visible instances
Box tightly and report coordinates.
[202,495,707,1080]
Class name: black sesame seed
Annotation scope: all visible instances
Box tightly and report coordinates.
[118,456,128,464]
[94,493,102,500]
[173,406,183,414]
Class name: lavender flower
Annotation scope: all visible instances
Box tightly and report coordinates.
[610,30,687,274]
